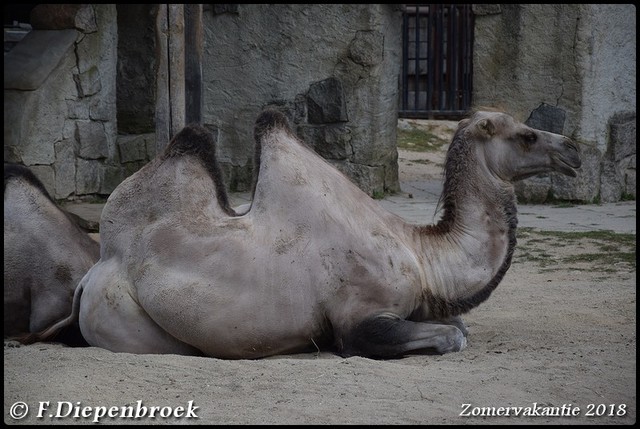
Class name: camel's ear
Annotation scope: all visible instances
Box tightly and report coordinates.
[476,118,495,137]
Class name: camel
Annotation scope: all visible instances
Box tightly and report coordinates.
[4,163,100,344]
[29,110,581,358]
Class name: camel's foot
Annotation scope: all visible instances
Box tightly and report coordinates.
[340,313,467,358]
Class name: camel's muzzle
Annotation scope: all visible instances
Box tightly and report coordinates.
[551,139,581,177]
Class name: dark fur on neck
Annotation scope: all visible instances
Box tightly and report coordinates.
[417,124,519,318]
[161,124,236,216]
[425,201,517,319]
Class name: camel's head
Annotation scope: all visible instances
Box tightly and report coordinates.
[459,111,582,182]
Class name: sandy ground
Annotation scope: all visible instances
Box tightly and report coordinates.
[4,123,636,425]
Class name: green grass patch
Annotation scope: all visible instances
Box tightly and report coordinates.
[515,228,636,273]
[525,229,636,247]
[397,128,449,152]
[620,192,636,201]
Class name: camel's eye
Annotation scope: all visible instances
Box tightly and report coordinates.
[521,132,537,146]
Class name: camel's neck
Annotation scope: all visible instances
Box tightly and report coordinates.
[412,142,518,319]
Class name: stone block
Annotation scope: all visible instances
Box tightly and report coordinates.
[74,66,102,97]
[4,30,77,90]
[29,165,56,199]
[99,164,125,195]
[66,100,90,119]
[349,31,384,67]
[145,133,159,160]
[329,161,385,197]
[117,134,152,163]
[306,77,348,124]
[20,135,56,167]
[515,175,552,203]
[76,121,108,159]
[4,145,21,164]
[75,32,102,74]
[296,124,352,160]
[599,159,622,203]
[384,156,401,194]
[63,120,77,140]
[76,159,100,195]
[623,167,636,198]
[525,103,566,134]
[54,138,77,199]
[89,97,114,121]
[608,111,636,162]
[30,4,97,33]
[293,94,307,124]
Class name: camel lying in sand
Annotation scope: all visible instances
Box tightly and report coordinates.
[30,110,581,358]
[4,163,100,343]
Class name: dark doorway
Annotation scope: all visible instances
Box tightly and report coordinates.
[400,4,474,119]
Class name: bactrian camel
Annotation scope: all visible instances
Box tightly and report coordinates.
[4,163,100,344]
[28,110,581,358]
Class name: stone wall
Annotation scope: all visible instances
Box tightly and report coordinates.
[472,4,636,203]
[4,4,136,198]
[201,4,403,195]
[5,4,402,199]
[4,4,154,200]
[5,4,634,203]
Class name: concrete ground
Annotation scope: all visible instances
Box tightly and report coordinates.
[382,180,637,234]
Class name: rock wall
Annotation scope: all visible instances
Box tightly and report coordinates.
[201,4,403,195]
[5,4,634,203]
[473,4,636,202]
[4,4,138,200]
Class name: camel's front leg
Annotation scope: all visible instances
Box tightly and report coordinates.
[425,315,468,337]
[339,312,466,358]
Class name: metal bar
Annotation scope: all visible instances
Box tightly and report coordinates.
[401,11,409,111]
[463,4,473,110]
[437,4,444,111]
[448,5,456,111]
[426,4,434,112]
[414,6,421,112]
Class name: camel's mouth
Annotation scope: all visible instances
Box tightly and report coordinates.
[551,154,581,177]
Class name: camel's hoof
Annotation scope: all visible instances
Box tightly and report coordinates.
[438,326,467,354]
